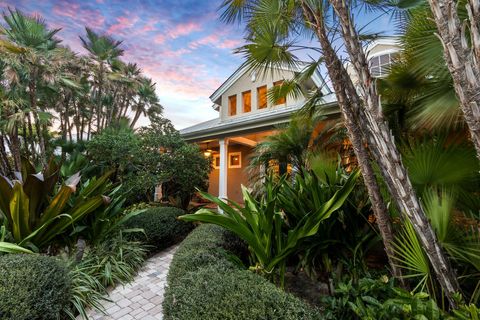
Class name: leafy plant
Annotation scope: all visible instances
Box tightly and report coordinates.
[79,231,147,287]
[179,169,359,287]
[0,159,112,250]
[321,276,448,320]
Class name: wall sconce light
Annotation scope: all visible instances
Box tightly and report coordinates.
[203,142,212,157]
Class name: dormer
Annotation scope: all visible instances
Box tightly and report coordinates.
[210,64,329,121]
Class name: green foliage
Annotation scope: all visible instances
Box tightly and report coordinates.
[0,254,70,320]
[124,206,193,253]
[0,159,112,250]
[87,121,210,207]
[163,224,321,320]
[63,262,106,320]
[80,231,148,287]
[180,169,359,286]
[321,276,449,320]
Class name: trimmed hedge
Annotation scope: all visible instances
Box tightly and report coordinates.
[0,254,70,320]
[163,224,321,320]
[124,206,193,253]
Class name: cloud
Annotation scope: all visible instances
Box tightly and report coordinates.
[154,21,202,44]
[107,15,139,34]
[52,1,105,29]
[188,32,242,50]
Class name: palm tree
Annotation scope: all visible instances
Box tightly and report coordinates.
[130,77,162,128]
[1,8,62,165]
[80,27,123,133]
[424,0,480,160]
[220,0,460,302]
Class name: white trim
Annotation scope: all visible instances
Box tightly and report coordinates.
[228,152,242,169]
[219,139,228,199]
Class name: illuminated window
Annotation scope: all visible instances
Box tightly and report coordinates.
[257,85,267,109]
[242,90,251,113]
[213,154,220,169]
[228,95,237,116]
[228,152,242,168]
[273,80,286,105]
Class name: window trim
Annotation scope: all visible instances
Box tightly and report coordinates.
[228,152,242,169]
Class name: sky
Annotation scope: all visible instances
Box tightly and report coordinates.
[1,0,394,130]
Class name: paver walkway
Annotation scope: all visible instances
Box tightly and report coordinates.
[84,245,177,320]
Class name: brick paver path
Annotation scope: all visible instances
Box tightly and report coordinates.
[84,245,177,320]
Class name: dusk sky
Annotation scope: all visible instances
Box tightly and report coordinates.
[1,0,394,129]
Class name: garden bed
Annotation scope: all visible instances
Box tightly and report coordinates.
[162,224,321,320]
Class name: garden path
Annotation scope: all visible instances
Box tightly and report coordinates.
[84,245,177,320]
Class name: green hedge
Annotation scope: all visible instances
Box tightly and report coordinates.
[0,254,70,320]
[163,224,321,320]
[124,206,193,252]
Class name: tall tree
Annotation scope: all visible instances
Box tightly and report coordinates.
[425,0,480,160]
[221,0,460,303]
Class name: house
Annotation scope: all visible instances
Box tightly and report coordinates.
[180,37,400,203]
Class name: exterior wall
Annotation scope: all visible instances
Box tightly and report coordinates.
[219,68,305,121]
[207,144,253,203]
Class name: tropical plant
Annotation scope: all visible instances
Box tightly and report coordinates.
[0,159,112,250]
[180,169,359,287]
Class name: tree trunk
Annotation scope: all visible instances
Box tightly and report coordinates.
[301,0,460,306]
[130,106,143,128]
[426,0,480,160]
[29,79,46,166]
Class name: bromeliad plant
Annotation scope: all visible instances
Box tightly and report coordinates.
[179,169,359,287]
[0,159,112,251]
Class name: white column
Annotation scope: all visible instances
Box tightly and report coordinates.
[218,138,228,200]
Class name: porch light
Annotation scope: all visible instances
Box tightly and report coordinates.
[204,150,212,157]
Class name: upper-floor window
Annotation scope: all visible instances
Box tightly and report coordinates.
[228,94,237,116]
[369,53,398,77]
[257,85,267,109]
[242,90,251,113]
[273,80,286,105]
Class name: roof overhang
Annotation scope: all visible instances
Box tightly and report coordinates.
[182,99,339,142]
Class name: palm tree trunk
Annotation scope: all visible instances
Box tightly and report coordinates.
[301,1,460,305]
[26,113,35,160]
[426,0,480,160]
[29,79,46,165]
[0,134,13,176]
[130,107,142,128]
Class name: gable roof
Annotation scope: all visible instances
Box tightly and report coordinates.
[180,93,338,141]
[209,62,332,110]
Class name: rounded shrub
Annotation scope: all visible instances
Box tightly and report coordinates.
[124,206,193,252]
[163,224,321,320]
[0,254,71,320]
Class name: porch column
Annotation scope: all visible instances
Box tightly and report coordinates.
[218,138,228,200]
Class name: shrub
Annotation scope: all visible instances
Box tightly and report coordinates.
[163,224,321,320]
[0,254,70,320]
[124,206,193,252]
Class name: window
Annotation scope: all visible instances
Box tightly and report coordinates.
[228,94,237,116]
[257,85,267,109]
[242,90,251,113]
[369,53,398,77]
[213,154,220,169]
[273,80,286,105]
[228,152,242,168]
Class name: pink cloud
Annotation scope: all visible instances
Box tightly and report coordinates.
[107,15,139,34]
[52,1,105,29]
[154,21,202,44]
[189,33,242,50]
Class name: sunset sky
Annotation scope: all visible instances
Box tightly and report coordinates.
[1,0,394,129]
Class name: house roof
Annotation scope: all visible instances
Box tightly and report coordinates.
[209,62,332,111]
[180,93,338,141]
